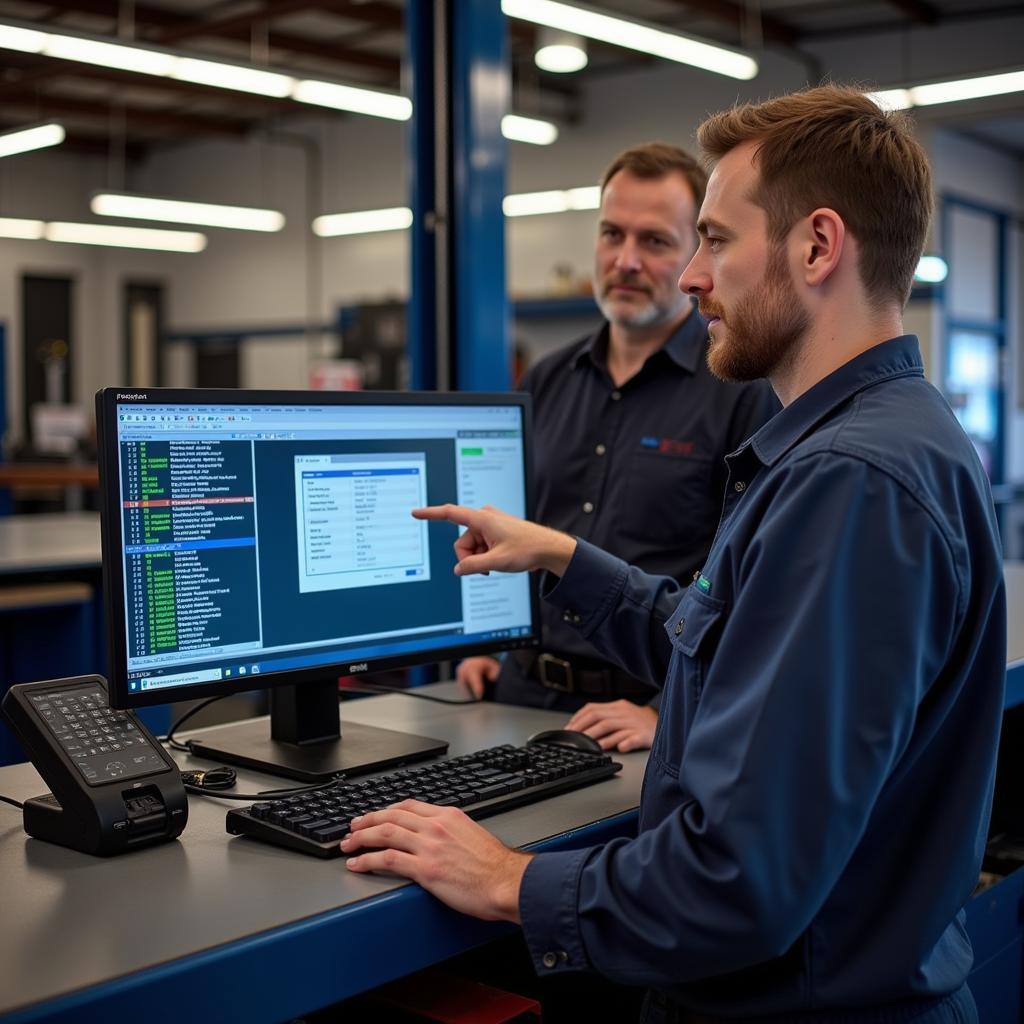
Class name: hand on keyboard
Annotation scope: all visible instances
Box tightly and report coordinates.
[342,800,532,922]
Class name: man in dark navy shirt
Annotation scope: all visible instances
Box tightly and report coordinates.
[458,143,774,752]
[344,87,1004,1022]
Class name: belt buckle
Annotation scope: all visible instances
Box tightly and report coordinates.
[538,653,574,693]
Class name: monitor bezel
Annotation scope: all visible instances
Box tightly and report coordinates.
[96,386,540,710]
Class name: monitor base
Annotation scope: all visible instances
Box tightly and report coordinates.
[187,718,448,783]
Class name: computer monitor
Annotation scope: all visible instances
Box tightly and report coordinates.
[95,387,539,782]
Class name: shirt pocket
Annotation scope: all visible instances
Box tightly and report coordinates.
[621,448,715,548]
[651,588,726,773]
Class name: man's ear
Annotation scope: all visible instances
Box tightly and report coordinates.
[797,207,845,288]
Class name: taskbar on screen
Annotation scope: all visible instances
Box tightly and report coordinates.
[129,625,534,693]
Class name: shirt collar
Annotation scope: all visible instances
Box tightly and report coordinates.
[573,300,706,375]
[745,335,925,468]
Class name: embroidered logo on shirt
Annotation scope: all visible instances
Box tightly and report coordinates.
[696,574,712,594]
[640,436,696,456]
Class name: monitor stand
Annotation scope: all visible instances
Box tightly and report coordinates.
[186,678,448,783]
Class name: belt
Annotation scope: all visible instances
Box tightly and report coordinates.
[512,649,654,699]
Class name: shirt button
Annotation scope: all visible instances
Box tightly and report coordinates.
[733,480,746,493]
[610,390,622,401]
[542,952,558,968]
[563,609,582,625]
[675,618,685,636]
[595,444,606,456]
[582,501,594,514]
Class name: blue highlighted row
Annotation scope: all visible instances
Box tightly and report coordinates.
[302,468,420,478]
[126,536,257,555]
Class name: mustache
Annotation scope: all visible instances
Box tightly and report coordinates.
[699,303,724,321]
[603,276,651,296]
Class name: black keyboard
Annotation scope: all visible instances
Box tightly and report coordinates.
[225,743,622,858]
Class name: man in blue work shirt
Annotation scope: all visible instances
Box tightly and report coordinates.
[458,143,774,754]
[342,86,1006,1022]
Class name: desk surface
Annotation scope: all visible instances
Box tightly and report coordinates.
[0,513,101,575]
[0,464,99,489]
[0,688,645,1024]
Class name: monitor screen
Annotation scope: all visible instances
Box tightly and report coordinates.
[96,388,539,780]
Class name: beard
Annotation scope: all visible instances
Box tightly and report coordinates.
[703,246,810,383]
[594,274,685,330]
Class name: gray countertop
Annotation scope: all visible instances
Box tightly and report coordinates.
[0,513,101,575]
[0,686,645,1020]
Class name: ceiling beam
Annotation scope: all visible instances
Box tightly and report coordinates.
[662,0,802,47]
[21,1,401,79]
[208,25,400,77]
[154,1,400,45]
[30,0,193,31]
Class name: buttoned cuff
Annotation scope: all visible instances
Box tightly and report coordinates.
[519,848,593,975]
[543,539,629,639]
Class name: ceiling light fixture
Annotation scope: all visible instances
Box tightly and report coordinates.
[535,27,588,73]
[312,207,414,237]
[503,186,600,217]
[0,121,65,159]
[313,185,603,236]
[501,115,559,145]
[292,80,412,120]
[914,256,948,284]
[45,222,207,252]
[91,192,285,232]
[0,18,398,112]
[0,217,46,240]
[502,0,757,81]
[870,68,1024,111]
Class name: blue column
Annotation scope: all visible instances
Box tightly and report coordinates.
[407,0,510,394]
[0,323,9,516]
[450,0,510,392]
[405,1,439,392]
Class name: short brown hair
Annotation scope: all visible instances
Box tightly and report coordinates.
[600,141,708,209]
[698,85,932,306]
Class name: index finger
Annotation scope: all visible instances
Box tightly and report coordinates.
[411,504,475,527]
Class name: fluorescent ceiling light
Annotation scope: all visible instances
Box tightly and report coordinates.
[914,256,948,283]
[868,88,912,112]
[911,69,1024,106]
[501,114,559,145]
[173,57,294,97]
[313,207,413,237]
[46,34,177,75]
[293,80,412,120]
[870,69,1024,111]
[45,222,207,252]
[502,0,757,80]
[0,217,45,239]
[313,186,602,236]
[503,186,599,217]
[92,192,285,232]
[0,18,408,111]
[535,28,588,73]
[0,122,65,158]
[0,24,45,53]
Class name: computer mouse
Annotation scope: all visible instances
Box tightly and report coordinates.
[526,729,604,755]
